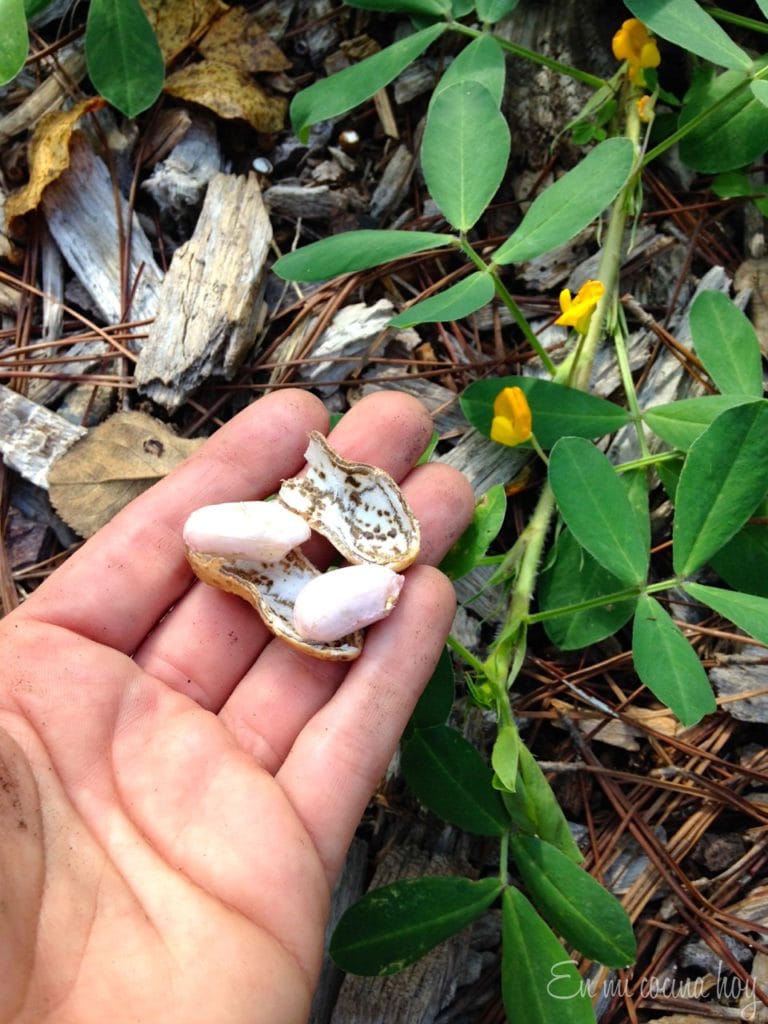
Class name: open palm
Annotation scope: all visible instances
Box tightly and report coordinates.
[0,390,474,1024]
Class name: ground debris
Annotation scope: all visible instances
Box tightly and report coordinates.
[134,172,272,409]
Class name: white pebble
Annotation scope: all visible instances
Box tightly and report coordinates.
[183,501,311,562]
[293,564,405,642]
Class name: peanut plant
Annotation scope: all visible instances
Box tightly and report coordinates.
[274,2,768,1021]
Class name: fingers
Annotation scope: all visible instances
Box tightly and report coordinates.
[133,391,443,708]
[217,460,474,761]
[276,565,457,886]
[17,390,328,653]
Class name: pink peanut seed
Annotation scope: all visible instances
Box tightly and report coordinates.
[293,564,405,643]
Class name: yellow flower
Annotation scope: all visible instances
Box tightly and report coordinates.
[491,386,532,447]
[555,279,605,335]
[636,94,654,123]
[612,18,661,84]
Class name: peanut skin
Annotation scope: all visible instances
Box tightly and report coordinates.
[293,564,405,643]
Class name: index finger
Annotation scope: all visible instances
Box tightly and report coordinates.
[18,389,329,652]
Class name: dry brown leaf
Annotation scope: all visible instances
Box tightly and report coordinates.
[5,97,105,224]
[164,61,287,133]
[140,0,225,63]
[48,411,204,538]
[198,6,290,73]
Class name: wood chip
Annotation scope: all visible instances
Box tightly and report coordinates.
[0,384,85,489]
[41,135,163,325]
[134,172,271,409]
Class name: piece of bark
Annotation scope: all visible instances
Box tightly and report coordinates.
[264,182,350,220]
[295,299,396,395]
[329,843,476,1024]
[0,384,85,488]
[370,144,415,222]
[42,136,163,325]
[26,340,111,408]
[134,173,271,409]
[0,44,87,146]
[310,838,368,1024]
[710,662,768,723]
[142,114,224,226]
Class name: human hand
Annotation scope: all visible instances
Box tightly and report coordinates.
[0,390,474,1024]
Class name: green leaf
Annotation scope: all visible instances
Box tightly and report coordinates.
[502,887,596,1024]
[440,483,506,579]
[751,79,768,109]
[390,271,494,327]
[461,376,630,448]
[346,0,449,16]
[510,834,636,968]
[422,81,510,231]
[401,725,510,836]
[689,291,763,398]
[539,530,637,650]
[502,744,583,863]
[644,394,757,450]
[710,523,768,598]
[331,876,502,975]
[0,0,28,86]
[672,401,768,576]
[492,723,521,792]
[85,0,164,117]
[678,69,768,173]
[549,437,649,586]
[272,230,452,282]
[684,582,768,646]
[291,23,446,142]
[476,0,520,23]
[432,33,506,108]
[494,138,634,265]
[624,0,751,70]
[632,594,716,726]
[408,646,455,732]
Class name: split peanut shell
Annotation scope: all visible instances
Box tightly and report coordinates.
[186,548,363,660]
[278,431,420,571]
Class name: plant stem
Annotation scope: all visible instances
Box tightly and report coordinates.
[525,575,679,625]
[499,831,510,886]
[615,449,681,473]
[450,23,608,90]
[613,308,651,459]
[446,633,487,676]
[705,5,768,34]
[459,235,558,376]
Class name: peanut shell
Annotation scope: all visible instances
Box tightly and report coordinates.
[278,431,420,571]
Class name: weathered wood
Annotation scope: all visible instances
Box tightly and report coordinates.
[0,385,85,488]
[310,837,368,1024]
[0,44,87,146]
[296,299,396,396]
[134,173,271,409]
[264,181,351,220]
[42,136,163,325]
[142,114,224,225]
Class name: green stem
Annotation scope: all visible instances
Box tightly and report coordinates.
[450,22,608,90]
[525,576,680,625]
[615,449,682,474]
[613,310,650,459]
[446,633,487,676]
[499,830,510,886]
[704,5,768,34]
[459,235,558,376]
